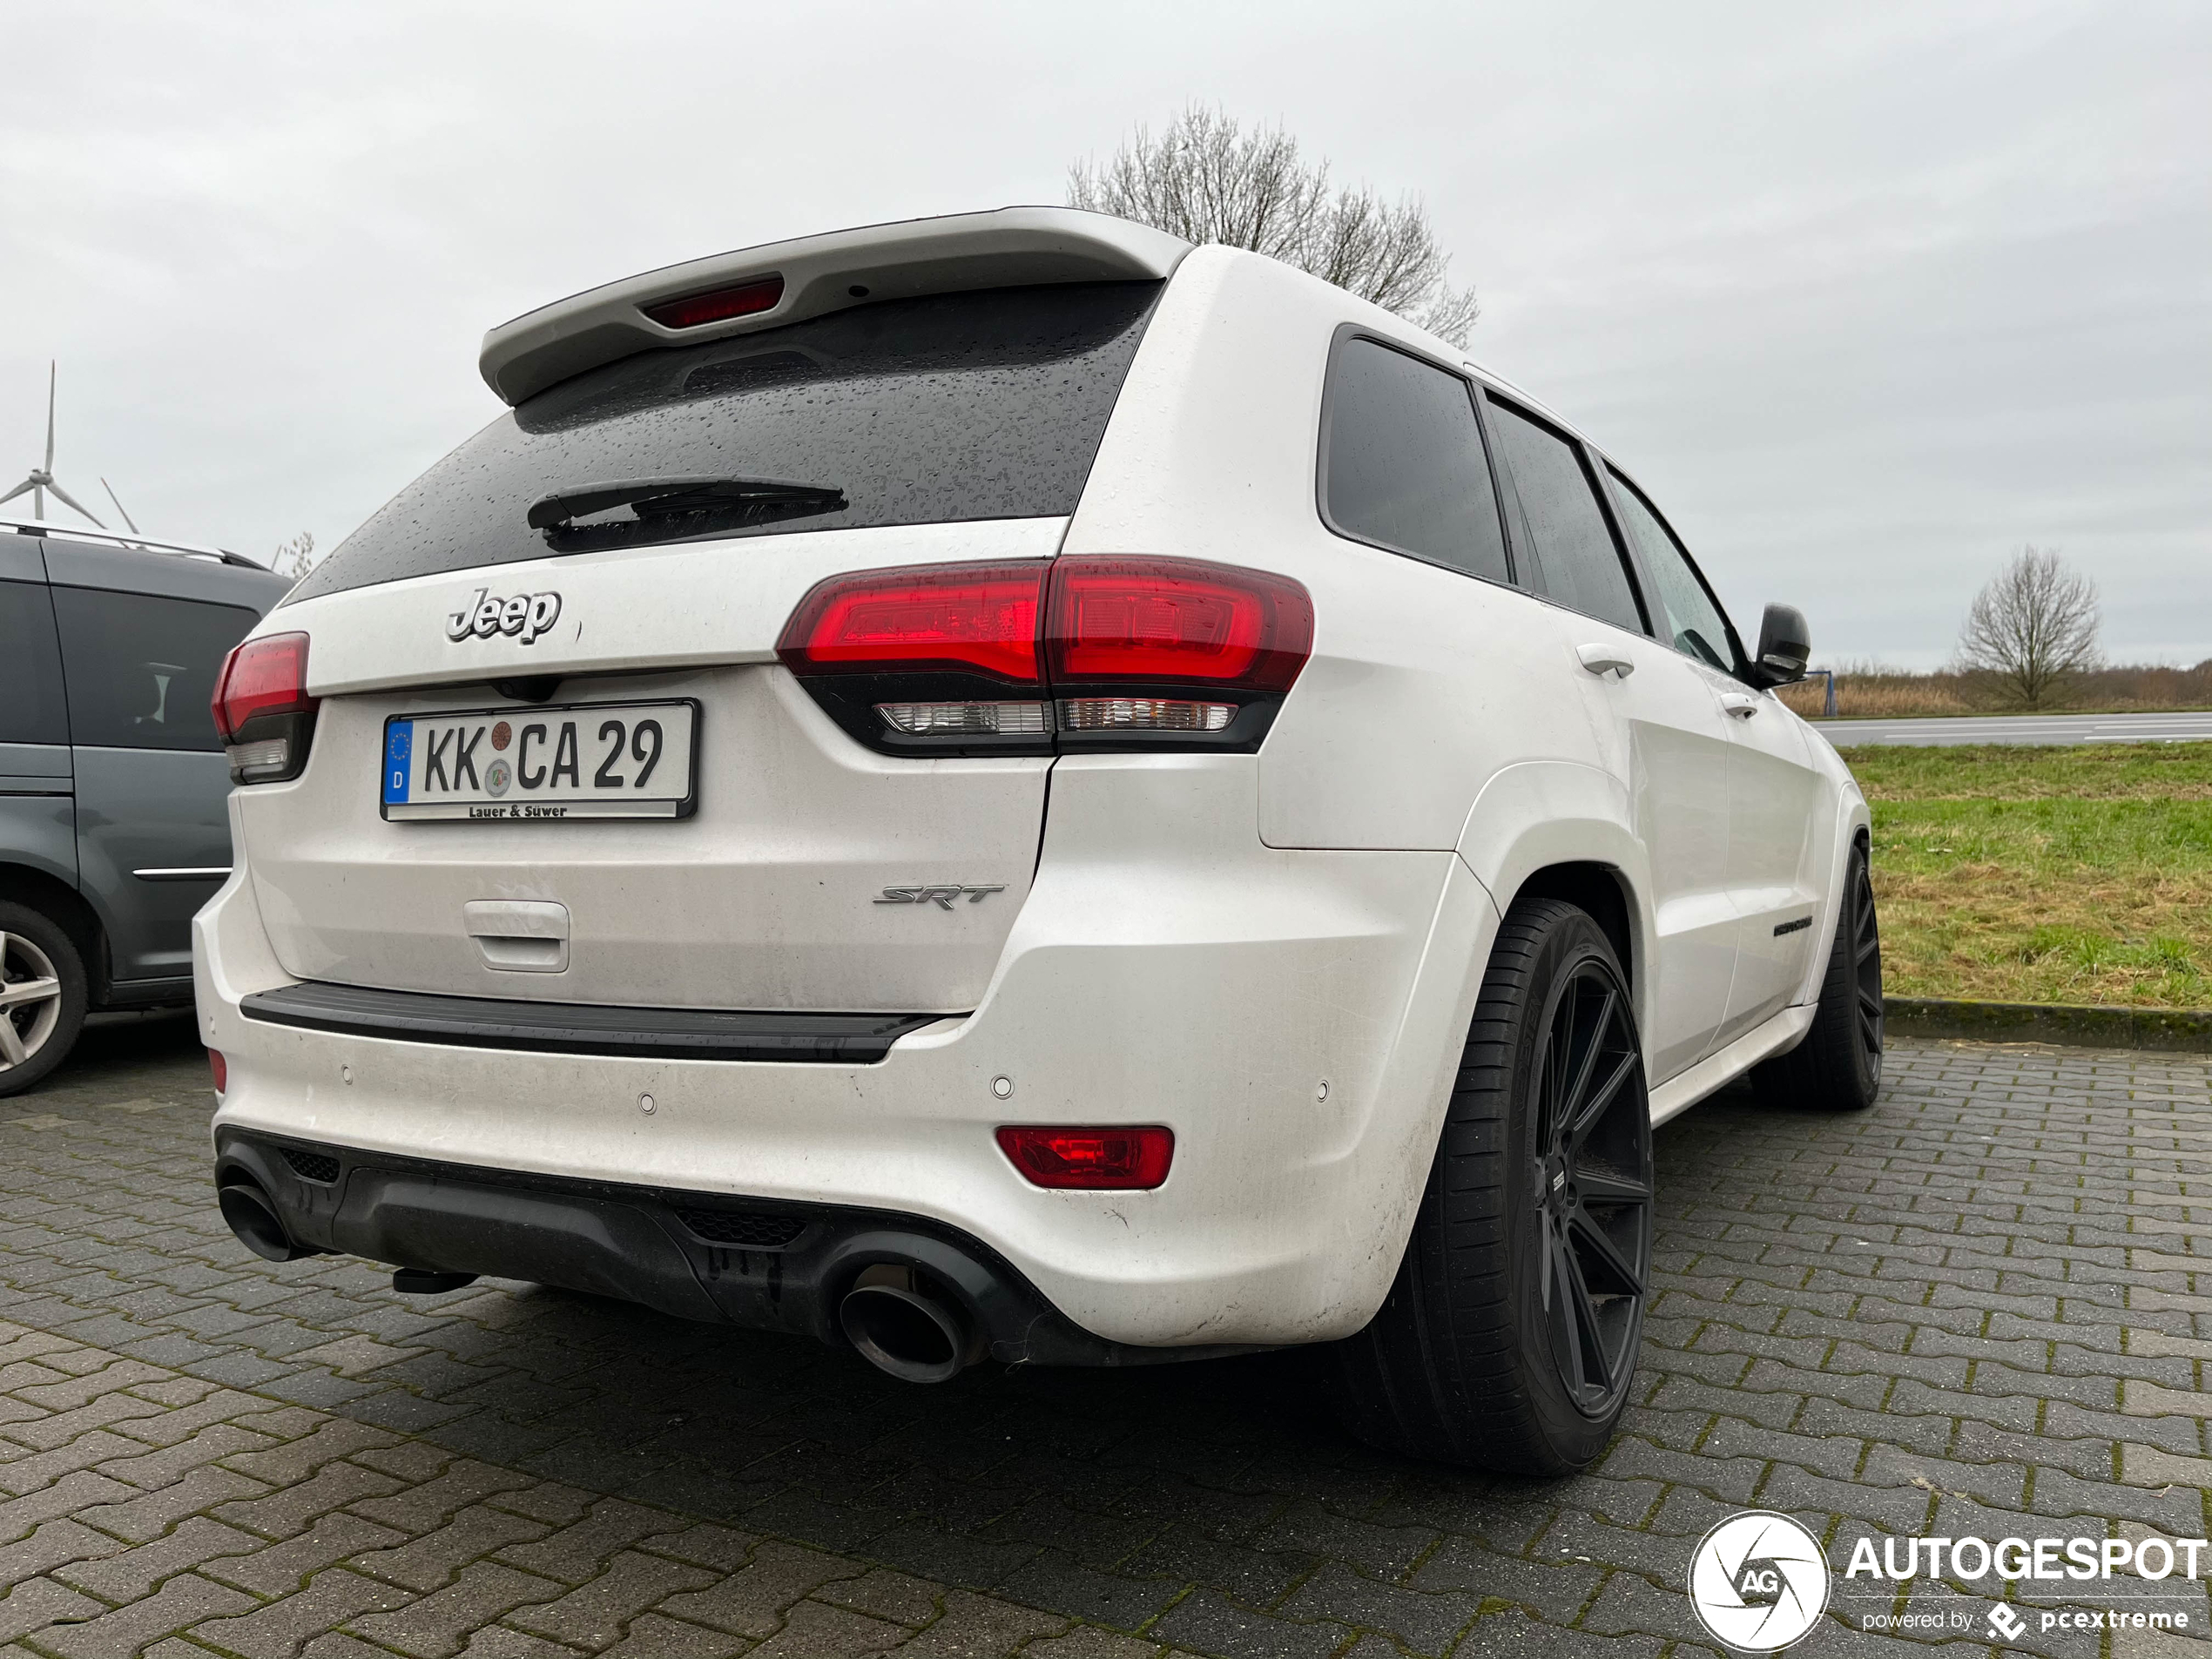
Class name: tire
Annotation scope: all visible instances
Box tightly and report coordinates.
[1752,839,1882,1113]
[0,900,90,1099]
[1327,897,1654,1474]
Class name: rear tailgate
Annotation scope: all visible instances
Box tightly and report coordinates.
[235,276,1167,1016]
[244,522,1058,1014]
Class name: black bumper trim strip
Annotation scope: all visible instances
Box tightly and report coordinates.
[239,980,945,1062]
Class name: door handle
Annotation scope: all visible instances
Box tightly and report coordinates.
[1718,692,1762,718]
[1576,644,1635,679]
[463,900,570,972]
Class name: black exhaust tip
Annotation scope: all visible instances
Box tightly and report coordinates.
[218,1180,321,1263]
[392,1268,478,1295]
[840,1281,971,1385]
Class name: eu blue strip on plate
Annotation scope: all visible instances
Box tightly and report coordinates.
[383,721,414,805]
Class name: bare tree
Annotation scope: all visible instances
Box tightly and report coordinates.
[271,530,316,580]
[1955,545,2101,710]
[1069,105,1479,345]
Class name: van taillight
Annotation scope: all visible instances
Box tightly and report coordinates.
[777,557,1312,756]
[212,631,319,784]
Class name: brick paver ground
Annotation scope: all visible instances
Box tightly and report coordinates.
[0,1015,2205,1656]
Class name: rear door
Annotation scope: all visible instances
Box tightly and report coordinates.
[1602,469,1824,1040]
[237,281,1162,1015]
[44,543,260,985]
[1484,395,1741,1082]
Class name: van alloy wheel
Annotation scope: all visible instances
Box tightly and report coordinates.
[1530,959,1652,1419]
[0,931,64,1074]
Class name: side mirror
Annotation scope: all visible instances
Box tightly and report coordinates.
[1750,603,1811,687]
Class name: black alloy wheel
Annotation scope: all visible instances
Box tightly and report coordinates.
[1327,897,1655,1474]
[1846,849,1884,1080]
[1529,958,1652,1420]
[1753,838,1884,1112]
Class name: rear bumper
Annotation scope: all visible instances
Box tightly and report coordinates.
[197,756,1501,1351]
[215,1130,1241,1366]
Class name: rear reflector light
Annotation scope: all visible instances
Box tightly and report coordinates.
[877,701,1049,736]
[1060,698,1232,732]
[779,562,1045,683]
[640,275,785,330]
[212,631,314,741]
[995,1125,1174,1190]
[1047,557,1312,689]
[208,1050,226,1093]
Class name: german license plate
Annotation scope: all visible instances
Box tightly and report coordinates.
[380,700,698,821]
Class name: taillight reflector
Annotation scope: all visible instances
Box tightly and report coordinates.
[1047,557,1312,689]
[212,632,314,742]
[778,563,1045,684]
[996,1125,1174,1190]
[208,1050,226,1093]
[640,275,785,331]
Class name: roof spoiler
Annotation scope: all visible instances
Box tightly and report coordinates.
[477,206,1193,407]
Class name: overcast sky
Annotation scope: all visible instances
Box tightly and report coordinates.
[5,1,2206,666]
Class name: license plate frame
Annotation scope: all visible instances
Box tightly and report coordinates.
[379,698,701,822]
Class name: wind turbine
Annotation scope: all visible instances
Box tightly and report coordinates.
[1,363,106,528]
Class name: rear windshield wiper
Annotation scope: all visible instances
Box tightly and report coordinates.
[527,475,846,551]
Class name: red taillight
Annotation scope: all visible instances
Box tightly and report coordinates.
[1047,556,1313,690]
[995,1125,1174,1190]
[208,1050,226,1093]
[212,632,314,742]
[640,275,785,331]
[778,562,1046,684]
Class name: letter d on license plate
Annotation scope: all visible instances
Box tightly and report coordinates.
[380,699,698,821]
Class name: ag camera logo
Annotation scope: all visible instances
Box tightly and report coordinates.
[1689,1512,1830,1652]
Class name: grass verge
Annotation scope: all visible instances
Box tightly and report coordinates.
[1839,743,2212,1008]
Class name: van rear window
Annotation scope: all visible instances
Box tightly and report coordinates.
[289,282,1163,602]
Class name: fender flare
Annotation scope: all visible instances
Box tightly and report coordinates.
[1453,759,1655,1042]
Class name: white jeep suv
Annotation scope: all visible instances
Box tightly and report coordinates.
[197,207,1880,1474]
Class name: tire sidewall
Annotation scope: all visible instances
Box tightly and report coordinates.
[1496,911,1649,1467]
[0,900,91,1098]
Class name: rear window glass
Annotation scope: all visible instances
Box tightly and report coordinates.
[1319,337,1510,584]
[0,579,69,746]
[50,586,258,752]
[289,282,1163,602]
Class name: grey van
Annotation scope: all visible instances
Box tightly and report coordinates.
[2,519,290,1094]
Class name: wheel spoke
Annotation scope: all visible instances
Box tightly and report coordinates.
[0,1018,26,1067]
[1557,983,1612,1135]
[1566,1049,1636,1151]
[1562,1242,1614,1393]
[1858,987,1883,1019]
[1545,1222,1588,1394]
[1568,1210,1645,1298]
[1571,1166,1652,1205]
[0,976,59,1010]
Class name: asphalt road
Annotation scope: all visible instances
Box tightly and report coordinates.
[2,1017,2209,1655]
[1810,709,2212,746]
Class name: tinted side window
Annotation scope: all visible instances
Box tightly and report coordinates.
[51,587,258,752]
[1321,337,1510,584]
[0,580,70,745]
[1486,399,1645,635]
[291,282,1162,601]
[1608,469,1738,674]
